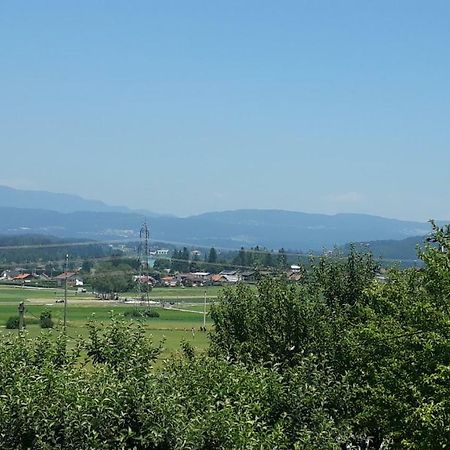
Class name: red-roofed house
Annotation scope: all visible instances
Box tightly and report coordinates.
[13,273,34,281]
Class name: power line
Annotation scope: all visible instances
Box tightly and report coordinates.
[0,238,336,258]
[0,239,127,251]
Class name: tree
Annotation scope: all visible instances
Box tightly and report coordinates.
[91,272,133,294]
[210,277,342,368]
[81,260,93,273]
[153,258,171,270]
[189,253,201,272]
[263,251,273,268]
[309,245,378,307]
[208,247,217,264]
[171,249,182,272]
[180,247,190,272]
[277,248,287,268]
[234,247,247,267]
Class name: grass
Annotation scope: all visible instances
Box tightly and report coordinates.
[0,285,223,303]
[0,285,92,303]
[0,285,216,356]
[176,304,213,312]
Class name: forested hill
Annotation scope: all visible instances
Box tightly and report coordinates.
[0,234,113,264]
[342,235,426,262]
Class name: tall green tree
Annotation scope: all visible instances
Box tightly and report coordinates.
[263,251,273,268]
[208,247,218,264]
[277,248,287,268]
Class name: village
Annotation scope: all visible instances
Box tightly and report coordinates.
[0,262,304,292]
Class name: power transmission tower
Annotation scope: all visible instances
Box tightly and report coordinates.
[138,220,150,304]
[63,254,69,333]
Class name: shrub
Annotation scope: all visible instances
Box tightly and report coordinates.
[40,309,54,328]
[5,316,20,329]
[84,315,161,371]
[123,307,160,319]
[5,316,40,329]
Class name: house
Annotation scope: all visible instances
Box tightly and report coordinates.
[191,272,210,281]
[134,275,157,286]
[211,274,227,284]
[218,270,241,283]
[156,249,170,256]
[286,270,303,283]
[55,272,84,287]
[178,272,209,287]
[13,273,35,282]
[1,270,22,280]
[241,271,256,283]
[223,274,240,283]
[37,273,51,281]
[161,276,178,287]
[211,273,240,285]
[220,269,238,276]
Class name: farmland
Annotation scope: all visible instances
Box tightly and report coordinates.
[0,285,219,355]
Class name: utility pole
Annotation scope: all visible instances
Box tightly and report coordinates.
[203,289,207,329]
[63,254,68,333]
[18,301,25,333]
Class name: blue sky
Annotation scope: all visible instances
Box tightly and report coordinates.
[0,1,449,220]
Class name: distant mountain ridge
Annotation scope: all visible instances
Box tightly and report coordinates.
[0,185,160,217]
[0,186,442,250]
[194,209,429,235]
[0,205,434,251]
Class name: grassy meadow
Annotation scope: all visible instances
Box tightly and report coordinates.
[0,285,220,356]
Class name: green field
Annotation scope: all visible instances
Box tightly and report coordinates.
[0,285,223,302]
[0,285,216,356]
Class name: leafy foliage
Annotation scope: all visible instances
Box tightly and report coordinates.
[0,322,346,449]
[210,225,450,448]
[90,271,133,293]
[5,315,20,329]
[84,315,161,372]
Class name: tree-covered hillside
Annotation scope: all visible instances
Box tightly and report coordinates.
[0,234,113,264]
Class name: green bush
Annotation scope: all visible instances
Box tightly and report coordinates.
[40,309,54,328]
[0,328,349,449]
[84,315,161,371]
[123,307,160,319]
[5,316,40,329]
[5,316,20,329]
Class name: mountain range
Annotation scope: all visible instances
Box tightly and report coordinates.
[0,185,161,217]
[0,185,438,252]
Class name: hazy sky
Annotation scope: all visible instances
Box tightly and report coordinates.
[1,1,449,220]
